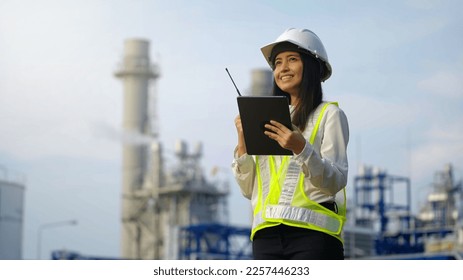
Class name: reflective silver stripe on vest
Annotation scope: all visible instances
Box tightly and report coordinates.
[265,204,341,233]
[279,159,300,205]
[252,211,265,229]
[257,157,271,206]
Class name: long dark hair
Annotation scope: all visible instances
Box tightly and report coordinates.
[272,52,324,132]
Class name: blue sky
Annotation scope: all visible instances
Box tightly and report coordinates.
[0,0,462,259]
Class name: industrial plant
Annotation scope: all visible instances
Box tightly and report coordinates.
[1,38,461,260]
[344,163,463,259]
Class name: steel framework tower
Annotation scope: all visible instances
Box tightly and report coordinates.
[351,164,462,258]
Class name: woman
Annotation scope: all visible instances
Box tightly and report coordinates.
[232,28,349,260]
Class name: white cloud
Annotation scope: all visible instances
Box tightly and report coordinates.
[406,0,446,10]
[410,118,463,184]
[417,71,463,98]
[335,92,421,131]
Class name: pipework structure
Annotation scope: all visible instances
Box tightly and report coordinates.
[350,164,462,259]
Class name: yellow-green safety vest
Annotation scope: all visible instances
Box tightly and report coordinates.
[252,102,347,243]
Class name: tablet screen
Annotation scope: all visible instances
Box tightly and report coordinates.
[237,96,292,155]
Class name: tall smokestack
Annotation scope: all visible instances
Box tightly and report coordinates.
[114,39,160,259]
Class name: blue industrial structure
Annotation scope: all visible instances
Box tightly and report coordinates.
[351,164,462,259]
[179,223,252,260]
[51,250,120,260]
[353,168,415,254]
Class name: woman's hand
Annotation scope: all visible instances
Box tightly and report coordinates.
[264,120,306,155]
[234,115,247,157]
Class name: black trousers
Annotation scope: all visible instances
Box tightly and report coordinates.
[252,224,344,260]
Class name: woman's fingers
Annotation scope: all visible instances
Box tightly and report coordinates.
[264,120,305,154]
[264,120,290,135]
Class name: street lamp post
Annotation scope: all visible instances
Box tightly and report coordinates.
[37,219,78,259]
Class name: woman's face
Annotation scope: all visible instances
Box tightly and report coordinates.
[273,51,303,97]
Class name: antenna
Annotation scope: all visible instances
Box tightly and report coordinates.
[225,68,242,96]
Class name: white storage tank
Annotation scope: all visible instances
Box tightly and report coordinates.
[0,169,25,259]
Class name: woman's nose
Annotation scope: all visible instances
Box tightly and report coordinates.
[281,61,290,70]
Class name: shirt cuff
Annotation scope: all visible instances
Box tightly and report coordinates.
[232,147,254,169]
[293,139,313,164]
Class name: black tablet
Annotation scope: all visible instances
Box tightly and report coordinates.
[237,96,293,155]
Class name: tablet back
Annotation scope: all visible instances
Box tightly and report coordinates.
[237,96,292,155]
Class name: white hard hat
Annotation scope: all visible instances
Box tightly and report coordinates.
[261,28,332,81]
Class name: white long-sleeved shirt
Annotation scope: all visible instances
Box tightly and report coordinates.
[231,102,349,204]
